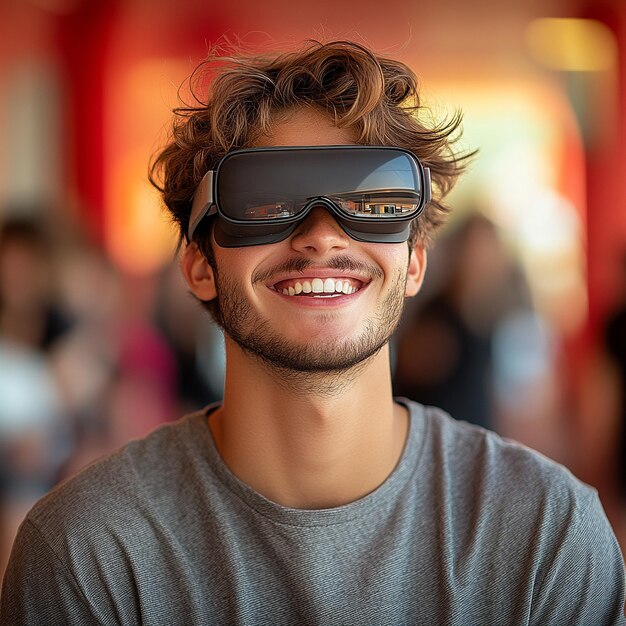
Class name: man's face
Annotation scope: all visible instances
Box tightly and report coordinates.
[184,107,425,374]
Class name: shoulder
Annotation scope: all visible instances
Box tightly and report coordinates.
[25,410,209,542]
[407,399,594,506]
[403,399,614,556]
[404,400,626,622]
[1,409,218,624]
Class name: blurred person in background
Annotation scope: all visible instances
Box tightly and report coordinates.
[0,216,73,581]
[51,249,178,478]
[604,251,626,501]
[2,40,624,625]
[393,212,535,431]
[393,211,561,457]
[48,244,121,471]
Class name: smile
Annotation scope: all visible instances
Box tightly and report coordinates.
[272,277,364,297]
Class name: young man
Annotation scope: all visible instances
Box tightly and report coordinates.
[2,40,625,625]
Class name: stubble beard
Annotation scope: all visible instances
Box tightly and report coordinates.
[211,263,408,395]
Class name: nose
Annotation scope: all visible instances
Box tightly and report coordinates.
[289,207,350,256]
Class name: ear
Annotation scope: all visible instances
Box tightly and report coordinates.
[181,243,217,301]
[405,245,427,297]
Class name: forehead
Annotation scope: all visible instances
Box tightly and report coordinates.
[254,107,359,148]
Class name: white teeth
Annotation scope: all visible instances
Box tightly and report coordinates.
[279,278,361,296]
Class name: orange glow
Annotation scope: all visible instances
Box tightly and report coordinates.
[105,58,189,275]
[107,150,176,275]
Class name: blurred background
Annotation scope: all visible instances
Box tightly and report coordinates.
[1,0,626,582]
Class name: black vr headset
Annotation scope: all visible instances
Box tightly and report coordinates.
[187,145,431,247]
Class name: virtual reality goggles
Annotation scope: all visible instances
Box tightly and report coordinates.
[187,145,431,247]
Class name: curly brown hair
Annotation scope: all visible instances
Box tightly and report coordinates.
[150,39,472,250]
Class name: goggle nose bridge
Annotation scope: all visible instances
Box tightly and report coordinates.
[295,196,346,222]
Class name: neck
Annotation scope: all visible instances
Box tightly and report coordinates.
[210,337,409,509]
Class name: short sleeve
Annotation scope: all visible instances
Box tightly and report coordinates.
[531,491,626,626]
[0,519,101,626]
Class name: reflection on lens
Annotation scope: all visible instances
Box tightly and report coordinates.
[244,202,295,219]
[330,191,419,217]
[241,190,420,221]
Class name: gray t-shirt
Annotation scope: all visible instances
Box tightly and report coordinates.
[2,400,625,625]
